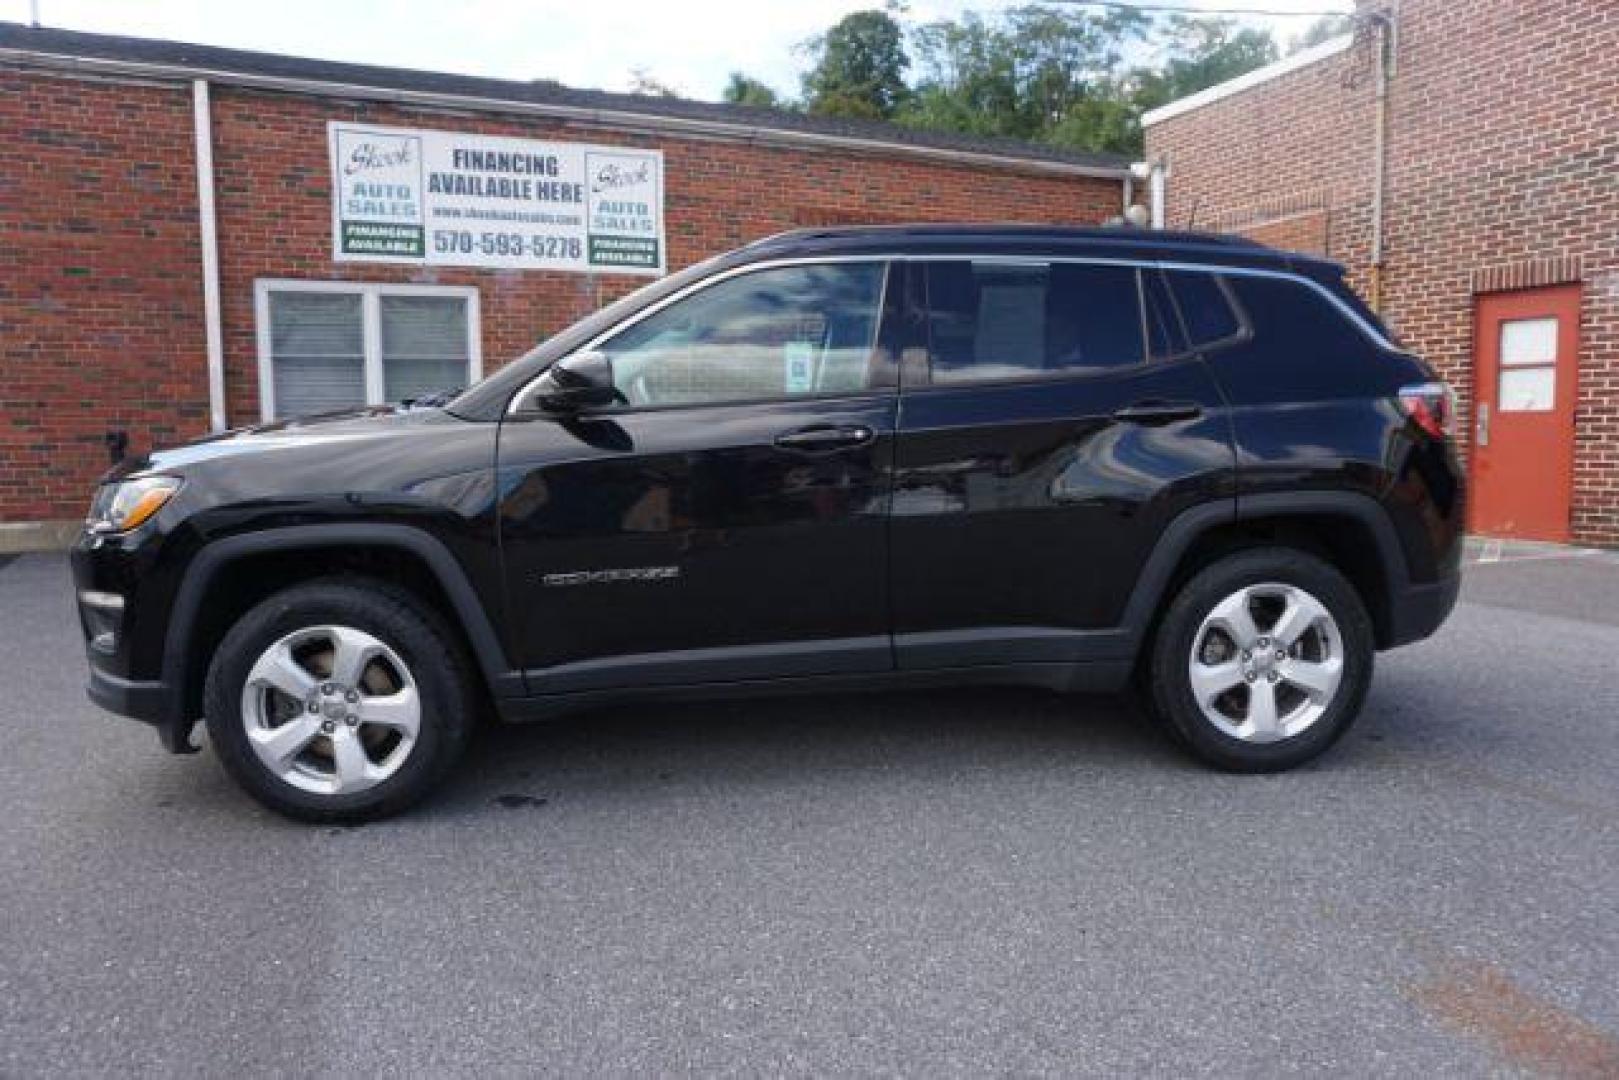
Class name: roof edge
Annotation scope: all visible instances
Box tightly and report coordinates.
[0,30,1129,181]
[1141,34,1355,128]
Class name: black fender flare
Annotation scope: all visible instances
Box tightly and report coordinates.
[1117,491,1412,651]
[161,524,522,736]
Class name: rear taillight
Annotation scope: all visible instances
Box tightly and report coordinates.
[1397,381,1455,440]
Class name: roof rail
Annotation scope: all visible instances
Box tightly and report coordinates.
[747,223,1271,250]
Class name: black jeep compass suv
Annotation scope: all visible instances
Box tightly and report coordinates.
[72,225,1463,821]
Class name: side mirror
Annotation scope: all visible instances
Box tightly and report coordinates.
[531,350,619,412]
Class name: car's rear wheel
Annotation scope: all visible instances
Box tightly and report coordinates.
[204,579,475,822]
[1148,548,1373,771]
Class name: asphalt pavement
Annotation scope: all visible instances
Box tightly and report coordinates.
[3,545,1618,1076]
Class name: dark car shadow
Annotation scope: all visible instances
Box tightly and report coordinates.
[144,677,1462,828]
[421,687,1188,821]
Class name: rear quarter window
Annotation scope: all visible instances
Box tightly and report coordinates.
[1165,270,1245,350]
[1211,273,1390,402]
[1226,275,1371,355]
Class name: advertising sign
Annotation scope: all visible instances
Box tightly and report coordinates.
[328,122,665,275]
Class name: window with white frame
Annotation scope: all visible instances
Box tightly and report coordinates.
[255,281,481,420]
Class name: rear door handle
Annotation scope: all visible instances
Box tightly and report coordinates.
[1112,400,1204,425]
[773,424,876,453]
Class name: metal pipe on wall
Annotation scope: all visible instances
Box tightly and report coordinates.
[191,79,227,433]
[1367,10,1397,314]
[1149,160,1167,229]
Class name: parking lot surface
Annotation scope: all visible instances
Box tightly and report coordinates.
[4,545,1619,1076]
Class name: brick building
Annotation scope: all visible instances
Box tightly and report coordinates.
[0,23,1128,544]
[1143,0,1619,544]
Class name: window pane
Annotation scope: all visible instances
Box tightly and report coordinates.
[270,291,363,356]
[1141,270,1182,359]
[1499,317,1557,367]
[1499,366,1555,411]
[1167,270,1242,348]
[1225,274,1365,354]
[268,291,364,418]
[605,263,885,408]
[381,295,470,402]
[1049,263,1145,370]
[924,261,1144,384]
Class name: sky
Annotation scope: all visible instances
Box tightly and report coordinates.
[1,0,1354,101]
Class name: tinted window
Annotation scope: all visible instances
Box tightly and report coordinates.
[1225,275,1368,355]
[923,261,1145,384]
[1140,270,1183,359]
[604,262,886,408]
[1167,270,1244,349]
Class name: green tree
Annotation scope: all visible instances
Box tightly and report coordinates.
[801,8,911,119]
[722,73,783,109]
[1130,17,1279,117]
[772,5,1282,157]
[899,5,1147,152]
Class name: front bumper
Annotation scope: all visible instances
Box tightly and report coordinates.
[73,528,200,754]
[1384,571,1461,649]
[85,666,196,752]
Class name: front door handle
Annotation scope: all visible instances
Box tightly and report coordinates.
[1112,400,1204,425]
[1476,401,1490,447]
[773,424,876,453]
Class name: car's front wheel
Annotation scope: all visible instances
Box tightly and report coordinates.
[204,579,475,822]
[1148,548,1374,772]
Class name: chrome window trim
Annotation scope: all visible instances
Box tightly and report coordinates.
[506,251,1393,414]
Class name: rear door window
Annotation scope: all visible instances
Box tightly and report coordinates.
[1140,269,1185,360]
[921,261,1147,384]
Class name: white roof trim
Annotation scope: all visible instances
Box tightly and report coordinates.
[1141,34,1355,128]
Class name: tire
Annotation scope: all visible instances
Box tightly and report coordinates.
[1147,547,1374,772]
[204,578,476,823]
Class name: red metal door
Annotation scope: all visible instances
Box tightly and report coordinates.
[1469,285,1580,542]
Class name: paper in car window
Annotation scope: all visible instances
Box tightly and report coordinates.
[784,341,815,393]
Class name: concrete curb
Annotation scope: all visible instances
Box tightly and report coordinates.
[0,521,81,554]
[1464,535,1619,564]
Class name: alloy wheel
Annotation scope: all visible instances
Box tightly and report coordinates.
[239,625,421,795]
[1186,582,1345,744]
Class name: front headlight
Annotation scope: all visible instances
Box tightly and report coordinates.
[86,476,183,534]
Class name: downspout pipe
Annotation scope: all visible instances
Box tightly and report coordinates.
[192,79,227,433]
[1128,158,1167,229]
[1367,11,1396,314]
[1149,158,1167,229]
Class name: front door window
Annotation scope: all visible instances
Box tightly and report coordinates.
[601,263,887,408]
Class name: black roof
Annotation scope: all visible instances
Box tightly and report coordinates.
[740,223,1313,268]
[0,22,1128,174]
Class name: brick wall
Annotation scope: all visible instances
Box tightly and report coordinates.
[1146,0,1619,544]
[0,71,209,522]
[0,70,1122,524]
